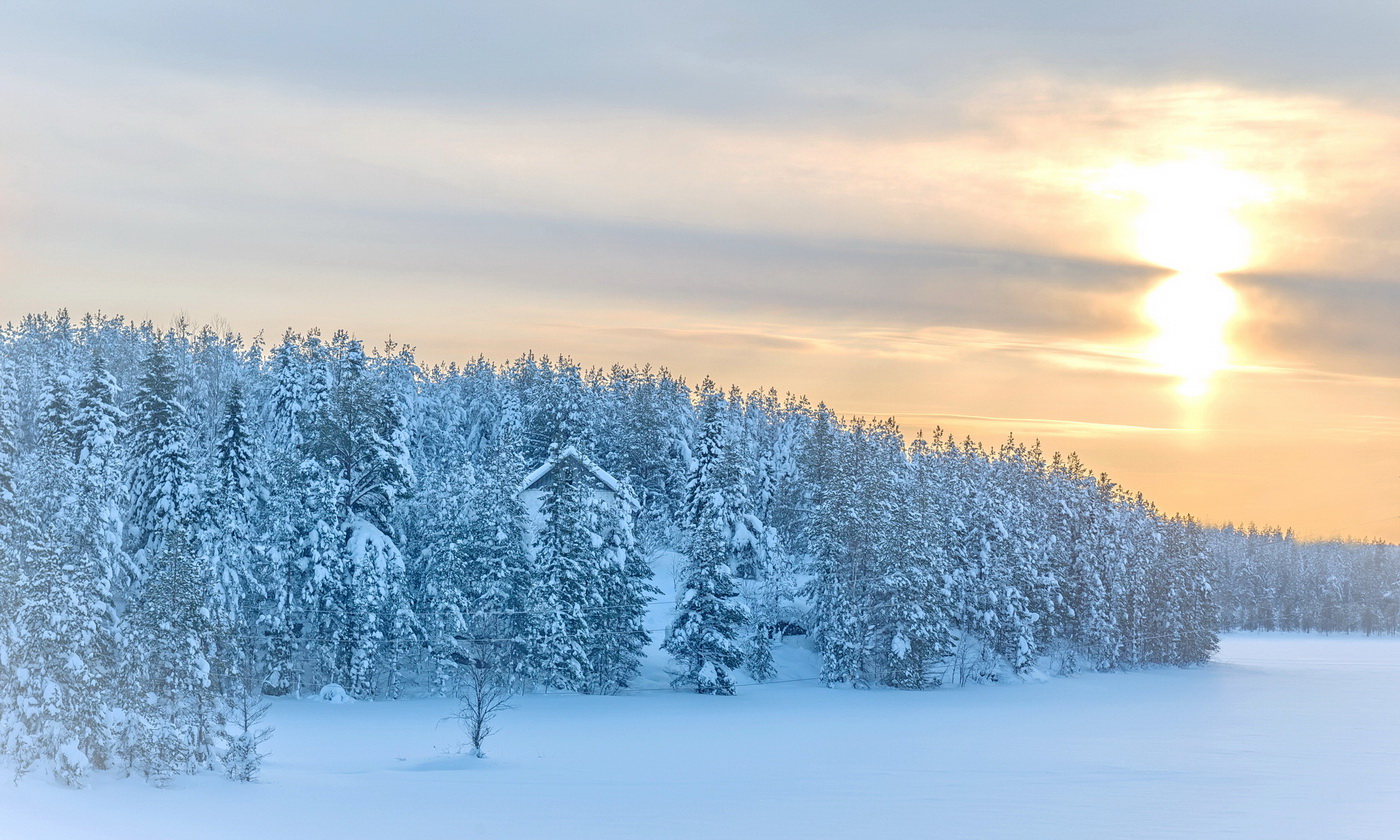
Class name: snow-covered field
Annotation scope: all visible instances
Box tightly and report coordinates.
[5,633,1399,839]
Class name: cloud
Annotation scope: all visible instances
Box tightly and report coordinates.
[3,51,1397,391]
[6,1,1400,119]
[888,412,1195,439]
[1233,274,1400,378]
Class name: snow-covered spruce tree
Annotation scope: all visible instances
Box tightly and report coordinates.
[255,331,315,697]
[526,419,652,695]
[38,368,80,463]
[415,426,535,692]
[119,526,227,786]
[205,381,262,638]
[125,336,199,581]
[529,453,596,691]
[1104,489,1158,666]
[1,392,117,786]
[1150,514,1218,665]
[267,457,342,695]
[412,458,480,690]
[879,428,955,689]
[1043,453,1101,672]
[801,406,875,687]
[665,521,746,694]
[513,356,587,466]
[583,474,654,695]
[267,330,309,451]
[733,388,801,683]
[306,335,415,697]
[664,384,749,695]
[594,365,692,553]
[985,437,1059,674]
[312,335,414,535]
[74,351,131,598]
[0,357,19,618]
[1170,515,1219,663]
[848,418,906,687]
[940,437,1006,683]
[221,648,272,783]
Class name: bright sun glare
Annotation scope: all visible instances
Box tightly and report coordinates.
[1097,159,1269,399]
[1142,272,1239,398]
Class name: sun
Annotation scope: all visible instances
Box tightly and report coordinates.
[1094,158,1269,398]
[1123,160,1269,274]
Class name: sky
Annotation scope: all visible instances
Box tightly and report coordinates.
[0,1,1396,541]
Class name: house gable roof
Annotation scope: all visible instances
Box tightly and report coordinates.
[519,445,624,496]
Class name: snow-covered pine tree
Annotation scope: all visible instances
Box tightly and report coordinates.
[801,406,874,687]
[419,425,536,690]
[268,330,308,451]
[306,335,416,697]
[879,426,955,689]
[1,511,116,785]
[221,675,272,782]
[0,357,18,616]
[733,387,802,683]
[265,457,342,696]
[540,360,596,461]
[584,473,654,695]
[985,437,1058,674]
[125,336,199,577]
[38,369,80,463]
[1170,515,1219,663]
[1,388,117,786]
[529,452,597,691]
[119,525,226,786]
[1043,453,1109,672]
[594,365,692,553]
[312,335,414,534]
[197,380,266,702]
[74,351,131,598]
[412,459,481,691]
[664,384,749,694]
[256,332,314,696]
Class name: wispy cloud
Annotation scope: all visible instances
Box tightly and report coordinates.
[877,412,1198,438]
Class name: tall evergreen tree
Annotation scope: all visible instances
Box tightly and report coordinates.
[74,351,128,588]
[584,476,654,695]
[0,358,19,617]
[119,527,226,786]
[125,337,198,573]
[664,385,749,694]
[417,429,536,690]
[529,454,598,691]
[2,388,117,786]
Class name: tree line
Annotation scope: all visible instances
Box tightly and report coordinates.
[0,310,1382,787]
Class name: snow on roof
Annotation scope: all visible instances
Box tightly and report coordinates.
[519,445,625,496]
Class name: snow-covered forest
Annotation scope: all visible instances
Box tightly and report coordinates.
[0,311,1393,787]
[1212,527,1400,634]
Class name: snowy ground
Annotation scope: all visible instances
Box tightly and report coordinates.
[5,633,1400,839]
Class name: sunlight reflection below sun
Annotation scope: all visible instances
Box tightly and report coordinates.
[1142,272,1239,398]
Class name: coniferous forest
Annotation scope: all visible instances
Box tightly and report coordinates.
[1,311,1396,787]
